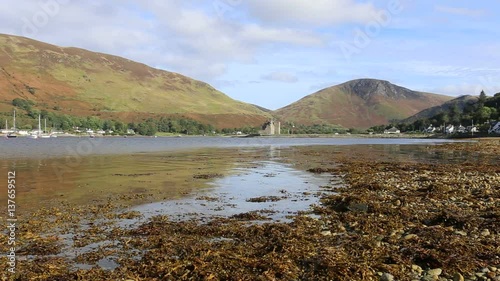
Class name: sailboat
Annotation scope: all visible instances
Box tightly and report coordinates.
[40,118,51,138]
[28,115,42,139]
[6,110,18,138]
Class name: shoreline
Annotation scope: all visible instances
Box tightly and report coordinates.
[0,140,498,280]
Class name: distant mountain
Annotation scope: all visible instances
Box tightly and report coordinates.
[0,34,270,128]
[274,79,452,128]
[403,95,479,123]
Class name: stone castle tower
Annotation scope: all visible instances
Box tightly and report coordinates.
[260,119,281,135]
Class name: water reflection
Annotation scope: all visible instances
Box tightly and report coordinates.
[0,143,494,217]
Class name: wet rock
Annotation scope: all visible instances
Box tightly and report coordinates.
[380,272,395,281]
[427,268,443,276]
[347,202,369,212]
[453,273,464,281]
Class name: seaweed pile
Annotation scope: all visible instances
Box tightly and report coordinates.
[0,140,498,280]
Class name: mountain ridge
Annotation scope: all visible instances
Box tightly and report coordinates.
[0,33,270,128]
[273,79,453,128]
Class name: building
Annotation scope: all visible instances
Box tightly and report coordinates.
[457,125,466,133]
[425,125,436,133]
[445,125,454,134]
[260,119,281,135]
[489,122,500,134]
[384,127,400,134]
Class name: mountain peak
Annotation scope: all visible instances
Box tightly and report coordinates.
[275,79,452,128]
[338,78,421,100]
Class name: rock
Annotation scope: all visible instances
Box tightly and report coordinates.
[412,264,423,273]
[427,268,443,276]
[486,272,497,279]
[480,229,490,236]
[380,272,394,281]
[490,267,497,272]
[454,230,467,236]
[421,275,438,281]
[453,273,464,281]
[347,202,369,212]
[404,234,418,240]
[320,230,332,236]
[481,268,490,273]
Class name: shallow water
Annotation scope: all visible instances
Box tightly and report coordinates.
[0,136,463,159]
[0,138,480,216]
[132,160,332,223]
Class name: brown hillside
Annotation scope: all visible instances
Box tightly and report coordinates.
[274,79,452,128]
[0,34,270,128]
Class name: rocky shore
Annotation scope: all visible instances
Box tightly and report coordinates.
[0,139,498,280]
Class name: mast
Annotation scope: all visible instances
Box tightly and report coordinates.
[44,118,47,134]
[38,115,42,135]
[13,109,16,132]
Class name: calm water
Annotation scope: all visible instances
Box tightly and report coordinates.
[0,136,460,159]
[0,137,471,218]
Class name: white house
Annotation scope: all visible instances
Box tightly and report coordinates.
[384,127,401,134]
[489,122,500,134]
[467,126,479,133]
[457,125,466,133]
[445,125,454,134]
[425,125,436,133]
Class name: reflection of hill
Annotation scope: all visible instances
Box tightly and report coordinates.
[0,148,248,214]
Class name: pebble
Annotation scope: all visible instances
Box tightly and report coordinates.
[412,264,423,273]
[427,268,443,276]
[404,234,418,240]
[481,268,490,273]
[320,230,332,236]
[380,272,394,281]
[480,229,490,236]
[453,273,464,281]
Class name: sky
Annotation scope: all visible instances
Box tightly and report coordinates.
[0,0,499,110]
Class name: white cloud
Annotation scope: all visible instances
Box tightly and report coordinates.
[261,71,298,83]
[0,0,325,81]
[435,83,500,97]
[435,5,485,17]
[245,0,381,26]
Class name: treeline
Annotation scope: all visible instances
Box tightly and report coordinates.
[281,123,351,134]
[371,91,500,133]
[4,98,260,136]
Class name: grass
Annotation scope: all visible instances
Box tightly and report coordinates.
[0,33,270,128]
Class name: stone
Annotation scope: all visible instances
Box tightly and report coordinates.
[453,273,465,281]
[427,268,443,276]
[480,229,490,236]
[412,264,423,273]
[320,230,332,236]
[380,272,394,281]
[404,234,418,240]
[454,230,467,236]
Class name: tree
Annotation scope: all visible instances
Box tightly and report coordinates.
[449,103,461,125]
[478,90,487,109]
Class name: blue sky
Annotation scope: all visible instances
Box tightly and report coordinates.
[1,0,499,110]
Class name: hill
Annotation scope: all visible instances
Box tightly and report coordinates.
[274,79,452,128]
[0,34,270,128]
[395,91,500,132]
[403,95,479,123]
